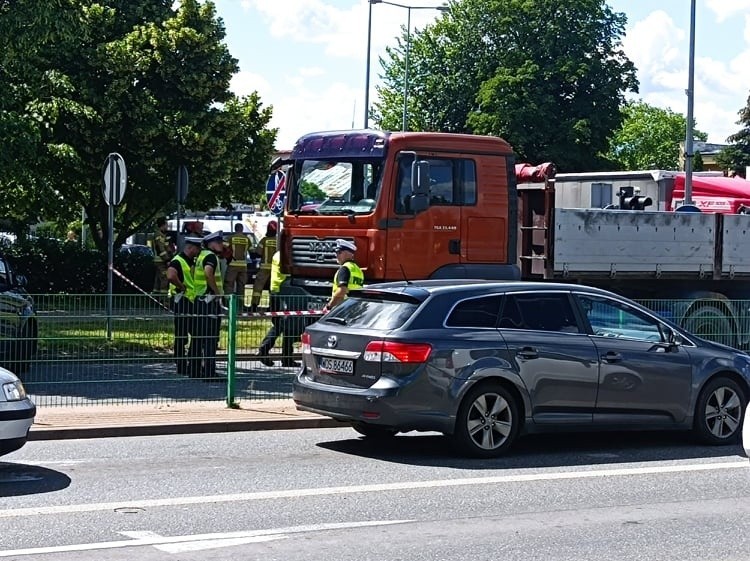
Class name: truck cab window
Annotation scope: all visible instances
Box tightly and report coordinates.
[394,156,476,214]
[292,160,381,215]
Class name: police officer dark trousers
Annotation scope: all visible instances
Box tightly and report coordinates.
[165,238,201,375]
[191,232,225,379]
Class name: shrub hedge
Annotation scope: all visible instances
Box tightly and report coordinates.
[4,238,155,294]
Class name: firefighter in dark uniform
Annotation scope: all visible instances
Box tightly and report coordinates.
[249,221,277,312]
[322,239,364,313]
[223,223,250,306]
[152,216,175,293]
[165,236,201,375]
[191,231,226,379]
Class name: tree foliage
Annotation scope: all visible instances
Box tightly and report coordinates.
[371,0,638,171]
[605,101,707,170]
[717,93,750,177]
[0,0,277,248]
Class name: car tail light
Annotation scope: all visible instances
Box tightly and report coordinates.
[301,332,311,354]
[363,340,432,363]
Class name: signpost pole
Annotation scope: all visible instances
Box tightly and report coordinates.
[107,196,114,339]
[102,153,127,340]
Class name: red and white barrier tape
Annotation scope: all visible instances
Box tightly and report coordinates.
[109,265,324,319]
[240,309,324,318]
[109,265,172,312]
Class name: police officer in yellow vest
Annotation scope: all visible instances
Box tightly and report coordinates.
[189,231,225,379]
[256,251,297,367]
[165,236,201,376]
[223,223,250,306]
[249,221,278,312]
[322,239,364,314]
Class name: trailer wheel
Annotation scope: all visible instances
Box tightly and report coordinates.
[683,305,736,348]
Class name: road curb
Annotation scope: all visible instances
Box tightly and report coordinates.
[28,417,344,441]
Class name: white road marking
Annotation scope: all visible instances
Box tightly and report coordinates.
[0,520,410,557]
[0,460,745,520]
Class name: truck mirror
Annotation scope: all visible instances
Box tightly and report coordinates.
[410,193,429,213]
[412,160,430,196]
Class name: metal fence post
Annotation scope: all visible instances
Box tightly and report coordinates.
[226,294,238,407]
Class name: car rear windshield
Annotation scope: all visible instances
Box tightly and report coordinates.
[321,294,419,330]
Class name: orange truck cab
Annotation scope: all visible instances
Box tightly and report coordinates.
[278,129,533,304]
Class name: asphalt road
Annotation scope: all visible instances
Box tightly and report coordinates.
[1,427,750,560]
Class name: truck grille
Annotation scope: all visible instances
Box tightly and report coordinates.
[291,236,354,268]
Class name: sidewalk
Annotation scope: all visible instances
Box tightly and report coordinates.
[29,399,342,441]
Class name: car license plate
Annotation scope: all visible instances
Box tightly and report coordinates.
[319,357,354,375]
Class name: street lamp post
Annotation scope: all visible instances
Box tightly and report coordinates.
[365,0,448,131]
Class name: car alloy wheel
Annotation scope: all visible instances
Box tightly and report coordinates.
[452,383,519,458]
[695,376,746,445]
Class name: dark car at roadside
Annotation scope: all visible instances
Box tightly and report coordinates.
[0,253,37,375]
[293,280,749,457]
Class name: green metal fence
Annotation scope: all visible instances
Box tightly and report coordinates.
[9,293,750,407]
[15,294,318,407]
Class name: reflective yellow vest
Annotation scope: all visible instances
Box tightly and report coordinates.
[258,236,277,270]
[194,249,223,297]
[167,255,195,301]
[270,251,287,294]
[227,233,249,268]
[331,261,364,297]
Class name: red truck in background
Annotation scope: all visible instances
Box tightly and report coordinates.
[276,129,750,348]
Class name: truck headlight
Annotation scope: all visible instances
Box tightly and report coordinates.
[3,380,27,401]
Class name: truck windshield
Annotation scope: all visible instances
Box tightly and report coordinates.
[288,159,383,215]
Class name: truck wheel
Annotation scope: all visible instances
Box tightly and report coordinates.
[450,382,519,458]
[351,422,398,439]
[683,305,735,348]
[693,376,745,445]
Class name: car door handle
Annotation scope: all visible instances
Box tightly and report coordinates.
[601,351,622,363]
[517,347,538,359]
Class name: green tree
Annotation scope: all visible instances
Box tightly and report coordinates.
[717,93,750,177]
[692,151,704,172]
[605,101,707,170]
[371,0,638,171]
[300,180,326,203]
[0,0,83,226]
[0,0,276,247]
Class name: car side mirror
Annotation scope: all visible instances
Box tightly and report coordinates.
[664,327,682,350]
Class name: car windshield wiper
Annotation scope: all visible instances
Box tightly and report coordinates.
[324,316,348,325]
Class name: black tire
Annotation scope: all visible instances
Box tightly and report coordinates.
[451,382,519,458]
[683,305,736,348]
[351,422,398,439]
[693,376,746,445]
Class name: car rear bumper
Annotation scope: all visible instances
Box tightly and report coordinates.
[0,399,36,454]
[293,374,454,433]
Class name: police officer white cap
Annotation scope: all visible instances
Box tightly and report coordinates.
[202,231,224,245]
[184,236,203,246]
[334,239,357,253]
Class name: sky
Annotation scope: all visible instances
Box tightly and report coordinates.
[212,0,750,150]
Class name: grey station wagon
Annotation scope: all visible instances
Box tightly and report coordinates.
[293,280,750,457]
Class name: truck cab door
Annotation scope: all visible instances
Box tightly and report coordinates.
[386,154,461,280]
